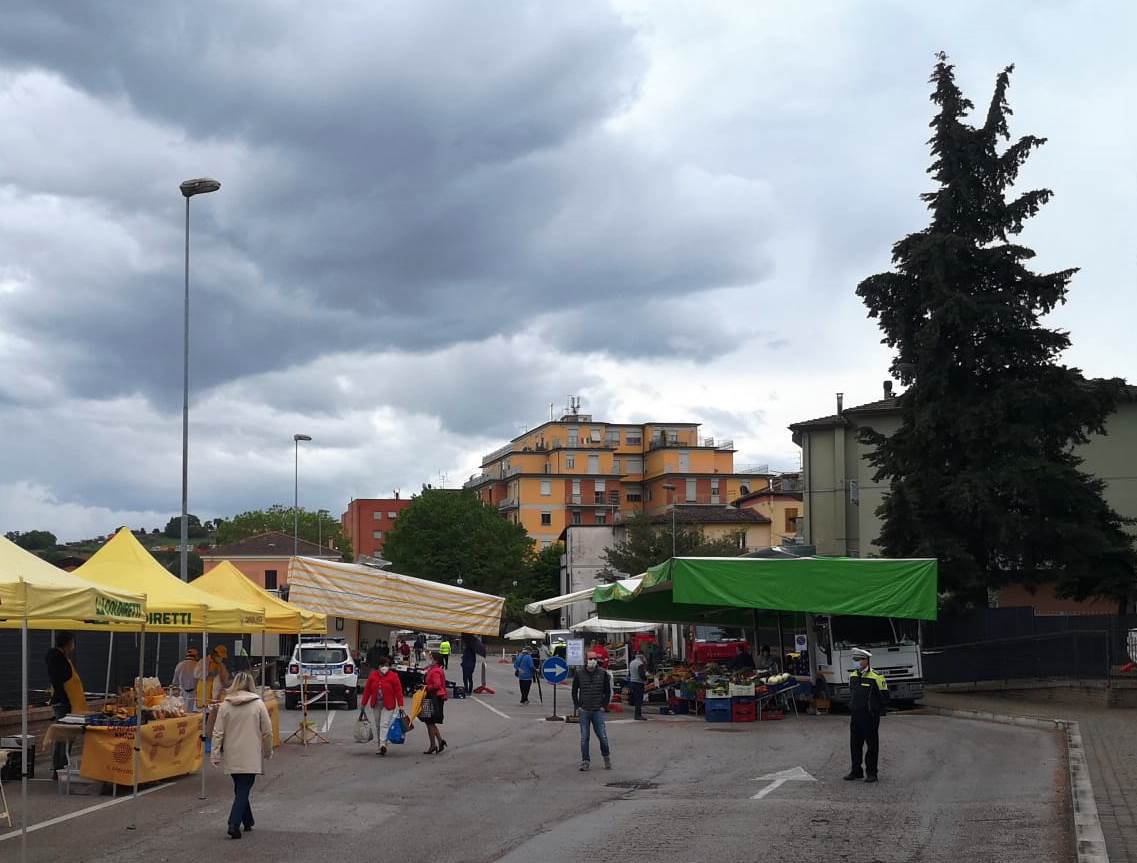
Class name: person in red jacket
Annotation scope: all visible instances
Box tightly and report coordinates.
[361,659,405,756]
[592,640,610,668]
[422,652,448,755]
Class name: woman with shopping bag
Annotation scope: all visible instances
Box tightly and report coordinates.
[361,659,406,756]
[420,651,448,755]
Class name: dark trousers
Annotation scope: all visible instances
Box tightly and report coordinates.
[849,711,880,776]
[628,682,645,718]
[441,654,449,668]
[462,665,475,694]
[51,704,69,771]
[519,679,532,703]
[229,773,256,829]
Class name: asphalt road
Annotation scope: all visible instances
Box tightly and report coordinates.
[2,662,1072,862]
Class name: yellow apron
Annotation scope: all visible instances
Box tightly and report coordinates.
[196,658,225,704]
[62,659,87,714]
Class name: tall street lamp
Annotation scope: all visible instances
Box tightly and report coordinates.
[661,483,677,559]
[293,434,312,556]
[178,177,219,659]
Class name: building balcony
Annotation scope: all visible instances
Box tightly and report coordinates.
[497,498,519,510]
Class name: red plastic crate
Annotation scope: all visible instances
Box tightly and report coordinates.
[731,704,757,722]
[759,709,785,721]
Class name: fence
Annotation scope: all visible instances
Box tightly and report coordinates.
[922,630,1111,685]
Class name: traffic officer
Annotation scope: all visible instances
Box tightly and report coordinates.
[438,637,451,669]
[844,647,887,783]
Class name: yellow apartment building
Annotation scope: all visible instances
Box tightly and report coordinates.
[464,408,768,546]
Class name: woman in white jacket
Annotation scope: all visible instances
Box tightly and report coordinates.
[211,671,273,839]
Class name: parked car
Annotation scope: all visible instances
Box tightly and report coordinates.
[284,639,358,710]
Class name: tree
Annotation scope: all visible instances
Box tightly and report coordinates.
[382,489,532,597]
[163,514,208,539]
[502,542,564,627]
[4,530,57,550]
[856,57,1136,610]
[602,512,744,577]
[213,505,351,560]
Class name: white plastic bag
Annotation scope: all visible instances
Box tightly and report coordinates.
[353,709,373,743]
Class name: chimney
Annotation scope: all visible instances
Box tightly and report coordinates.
[836,392,844,414]
[394,489,400,500]
[883,380,894,399]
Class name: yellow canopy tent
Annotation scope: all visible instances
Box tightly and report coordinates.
[73,529,266,632]
[0,536,148,863]
[194,560,325,634]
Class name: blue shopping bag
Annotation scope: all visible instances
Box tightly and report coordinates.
[387,715,406,745]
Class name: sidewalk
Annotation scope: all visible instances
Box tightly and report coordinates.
[925,691,1137,862]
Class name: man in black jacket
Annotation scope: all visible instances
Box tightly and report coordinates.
[570,650,612,772]
[45,632,77,775]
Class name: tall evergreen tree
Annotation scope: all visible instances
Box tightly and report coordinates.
[857,56,1135,611]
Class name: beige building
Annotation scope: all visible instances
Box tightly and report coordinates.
[789,385,1137,610]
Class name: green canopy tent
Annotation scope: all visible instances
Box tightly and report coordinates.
[593,556,938,625]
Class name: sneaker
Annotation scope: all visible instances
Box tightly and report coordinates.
[864,774,878,783]
[579,761,590,772]
[842,772,864,781]
[603,757,612,770]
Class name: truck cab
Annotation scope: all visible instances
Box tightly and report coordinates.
[813,615,923,705]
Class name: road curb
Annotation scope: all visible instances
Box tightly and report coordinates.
[921,706,1109,863]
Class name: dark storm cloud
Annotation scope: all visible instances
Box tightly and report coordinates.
[0,2,774,406]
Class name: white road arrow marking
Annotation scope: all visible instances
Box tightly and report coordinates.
[750,765,816,799]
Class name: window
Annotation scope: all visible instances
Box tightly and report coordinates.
[590,428,601,442]
[372,530,384,539]
[710,478,720,492]
[626,492,642,503]
[540,512,552,526]
[388,511,398,519]
[572,510,582,525]
[566,453,576,469]
[264,569,278,591]
[625,457,642,474]
[568,428,579,446]
[540,480,552,496]
[686,479,697,502]
[667,430,679,444]
[595,480,606,492]
[587,454,599,473]
[612,457,620,473]
[594,491,605,504]
[608,491,620,505]
[595,512,607,525]
[373,511,383,520]
[572,479,581,494]
[785,507,799,534]
[678,451,690,472]
[625,432,642,446]
[606,430,620,446]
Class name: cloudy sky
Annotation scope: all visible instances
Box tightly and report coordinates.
[1,2,1133,541]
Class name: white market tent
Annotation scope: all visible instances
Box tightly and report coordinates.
[503,625,546,640]
[287,557,505,636]
[569,617,657,634]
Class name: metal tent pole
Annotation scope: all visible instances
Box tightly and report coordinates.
[199,630,208,800]
[129,621,146,829]
[20,584,29,863]
[154,632,161,678]
[104,632,115,701]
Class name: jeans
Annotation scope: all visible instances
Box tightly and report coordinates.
[628,681,645,719]
[462,664,475,695]
[229,773,256,829]
[369,705,395,748]
[578,708,610,762]
[519,679,532,703]
[51,704,68,771]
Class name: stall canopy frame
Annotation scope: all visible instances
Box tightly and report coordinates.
[193,560,326,634]
[593,556,939,624]
[287,557,505,636]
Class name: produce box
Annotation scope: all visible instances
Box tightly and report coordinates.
[728,683,755,697]
[705,696,732,723]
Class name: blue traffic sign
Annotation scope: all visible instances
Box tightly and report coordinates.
[542,656,569,685]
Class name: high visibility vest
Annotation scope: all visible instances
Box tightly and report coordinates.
[439,641,451,655]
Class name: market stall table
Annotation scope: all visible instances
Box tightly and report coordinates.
[78,713,203,785]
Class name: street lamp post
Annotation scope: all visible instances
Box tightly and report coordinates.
[661,483,677,558]
[317,509,328,553]
[177,178,219,658]
[293,434,312,556]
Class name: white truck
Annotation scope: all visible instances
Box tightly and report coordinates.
[813,614,924,705]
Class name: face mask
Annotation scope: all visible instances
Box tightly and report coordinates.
[379,666,389,674]
[587,659,598,670]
